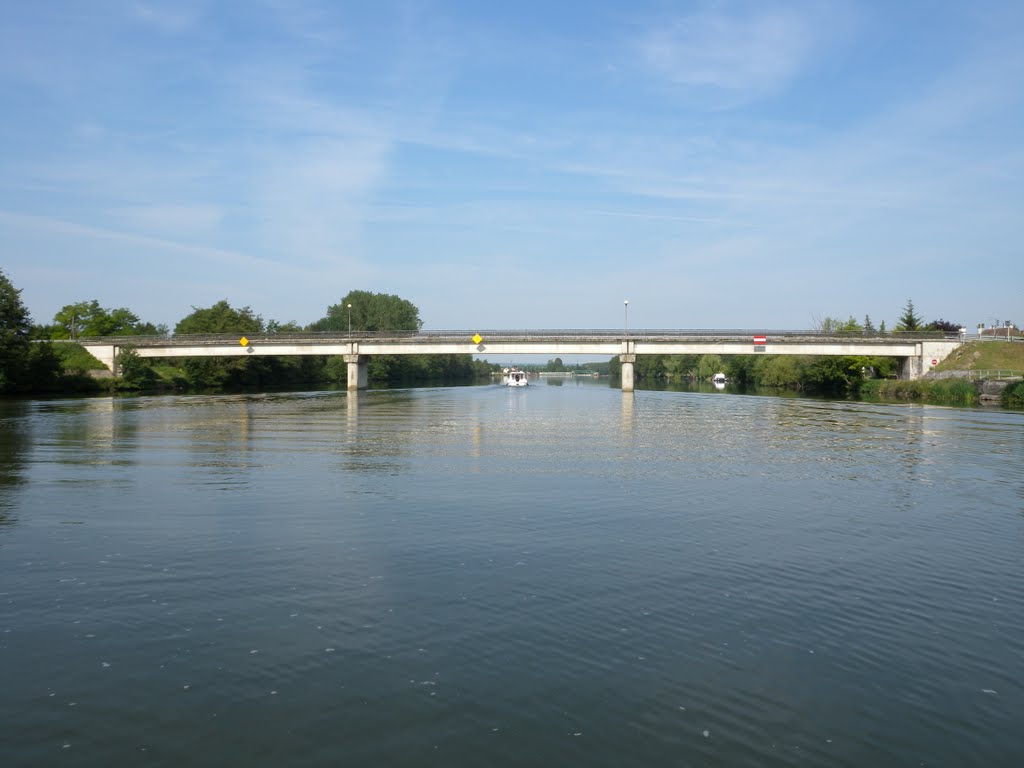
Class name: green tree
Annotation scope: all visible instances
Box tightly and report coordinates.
[863,315,876,333]
[0,268,33,393]
[696,354,725,381]
[174,300,265,388]
[895,299,923,332]
[52,300,166,338]
[175,300,263,335]
[309,290,421,333]
[0,269,62,393]
[116,347,157,389]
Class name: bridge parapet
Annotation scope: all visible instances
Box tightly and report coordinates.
[72,330,965,386]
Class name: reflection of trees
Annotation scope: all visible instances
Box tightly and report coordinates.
[339,391,423,474]
[51,397,142,465]
[0,400,31,526]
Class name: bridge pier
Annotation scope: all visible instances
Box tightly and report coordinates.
[619,354,636,393]
[345,354,368,390]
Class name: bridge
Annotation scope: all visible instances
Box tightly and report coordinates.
[76,329,963,391]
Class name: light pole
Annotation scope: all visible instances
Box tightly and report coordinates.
[347,303,352,335]
[624,299,629,337]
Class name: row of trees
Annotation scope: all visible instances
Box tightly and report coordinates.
[612,352,896,392]
[614,300,963,393]
[813,300,961,335]
[0,269,489,394]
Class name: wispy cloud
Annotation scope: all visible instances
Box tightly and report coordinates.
[130,2,202,35]
[637,2,839,98]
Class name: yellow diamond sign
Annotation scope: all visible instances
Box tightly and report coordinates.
[239,336,249,347]
[472,333,482,345]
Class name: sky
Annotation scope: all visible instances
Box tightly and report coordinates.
[1,0,1021,334]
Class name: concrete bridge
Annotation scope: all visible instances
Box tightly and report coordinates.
[76,329,963,391]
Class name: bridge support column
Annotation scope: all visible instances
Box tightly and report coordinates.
[900,356,922,381]
[619,354,636,392]
[344,355,368,390]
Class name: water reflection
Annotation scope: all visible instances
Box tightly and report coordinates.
[620,391,634,437]
[0,400,30,526]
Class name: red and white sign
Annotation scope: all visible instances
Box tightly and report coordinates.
[931,359,937,365]
[753,335,767,344]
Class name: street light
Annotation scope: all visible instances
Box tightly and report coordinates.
[624,299,629,337]
[347,303,352,335]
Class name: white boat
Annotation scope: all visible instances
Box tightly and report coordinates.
[712,372,727,384]
[503,367,529,387]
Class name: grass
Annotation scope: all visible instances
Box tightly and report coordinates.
[935,340,1024,373]
[861,378,979,405]
[52,343,105,372]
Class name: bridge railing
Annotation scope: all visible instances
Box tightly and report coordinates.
[68,329,957,345]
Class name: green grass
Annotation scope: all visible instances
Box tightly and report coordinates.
[52,343,105,372]
[860,378,979,406]
[935,341,1024,373]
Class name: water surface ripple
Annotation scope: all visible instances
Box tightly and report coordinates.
[1,385,1022,766]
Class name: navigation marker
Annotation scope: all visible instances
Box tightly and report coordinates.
[240,337,249,347]
[473,333,486,352]
[753,334,766,353]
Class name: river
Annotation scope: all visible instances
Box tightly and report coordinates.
[1,380,1022,766]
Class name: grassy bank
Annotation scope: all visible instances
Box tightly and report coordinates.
[860,341,1024,408]
[935,340,1024,373]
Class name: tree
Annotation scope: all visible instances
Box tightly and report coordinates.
[116,347,157,389]
[308,290,421,333]
[863,315,876,334]
[174,300,265,388]
[926,318,961,333]
[52,300,166,339]
[895,299,923,332]
[0,268,33,393]
[175,300,264,335]
[697,354,725,381]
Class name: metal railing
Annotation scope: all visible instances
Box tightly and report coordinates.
[62,328,960,346]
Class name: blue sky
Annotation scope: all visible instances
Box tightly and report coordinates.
[1,0,1021,333]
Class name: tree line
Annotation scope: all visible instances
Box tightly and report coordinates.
[610,300,965,394]
[0,271,492,394]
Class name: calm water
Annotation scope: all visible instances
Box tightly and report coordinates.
[1,382,1022,767]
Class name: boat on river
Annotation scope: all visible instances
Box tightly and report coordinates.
[503,368,529,387]
[712,372,727,384]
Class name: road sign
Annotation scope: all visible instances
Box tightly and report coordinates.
[753,335,767,344]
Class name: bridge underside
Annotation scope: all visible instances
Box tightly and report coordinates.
[78,336,962,391]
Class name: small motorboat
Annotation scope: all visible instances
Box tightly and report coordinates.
[503,367,529,387]
[712,372,727,384]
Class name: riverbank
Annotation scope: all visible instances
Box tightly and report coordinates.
[859,341,1024,408]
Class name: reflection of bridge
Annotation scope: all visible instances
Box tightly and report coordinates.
[76,329,963,391]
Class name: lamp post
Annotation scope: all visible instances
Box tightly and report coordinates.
[347,303,352,335]
[624,299,629,337]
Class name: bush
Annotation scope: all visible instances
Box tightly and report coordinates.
[1003,381,1024,409]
